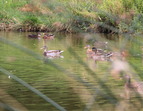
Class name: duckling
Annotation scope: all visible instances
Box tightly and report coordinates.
[28,33,41,39]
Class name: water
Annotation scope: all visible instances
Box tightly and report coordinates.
[0,32,143,111]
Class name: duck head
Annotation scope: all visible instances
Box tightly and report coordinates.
[92,47,97,53]
[124,75,131,84]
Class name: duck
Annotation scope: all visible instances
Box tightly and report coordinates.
[43,33,55,40]
[124,75,143,99]
[42,45,64,57]
[84,45,128,61]
[84,45,105,55]
[91,47,109,61]
[84,45,109,61]
[28,33,41,39]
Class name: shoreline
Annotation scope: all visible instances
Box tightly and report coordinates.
[0,1,143,34]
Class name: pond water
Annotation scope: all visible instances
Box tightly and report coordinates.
[0,31,143,111]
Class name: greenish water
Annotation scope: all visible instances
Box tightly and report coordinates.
[0,32,143,111]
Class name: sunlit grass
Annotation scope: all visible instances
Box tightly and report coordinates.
[0,0,143,33]
[97,0,125,15]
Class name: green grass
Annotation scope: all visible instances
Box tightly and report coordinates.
[0,0,143,33]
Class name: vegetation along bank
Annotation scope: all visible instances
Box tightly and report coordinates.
[0,0,143,33]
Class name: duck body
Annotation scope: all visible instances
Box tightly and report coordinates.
[43,47,64,59]
[28,33,41,39]
[44,50,63,56]
[43,33,55,40]
[91,54,108,61]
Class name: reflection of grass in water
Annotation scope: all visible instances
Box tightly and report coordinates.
[1,32,143,110]
[66,34,143,110]
[0,39,85,110]
[5,80,84,111]
[67,47,119,106]
[0,37,118,110]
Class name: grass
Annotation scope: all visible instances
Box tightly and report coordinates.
[0,0,143,33]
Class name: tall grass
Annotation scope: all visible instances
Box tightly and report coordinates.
[0,0,143,33]
[122,0,143,13]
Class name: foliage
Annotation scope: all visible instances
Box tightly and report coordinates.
[130,14,143,32]
[22,15,40,25]
[97,0,125,15]
[0,0,143,33]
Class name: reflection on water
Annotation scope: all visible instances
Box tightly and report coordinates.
[0,32,143,111]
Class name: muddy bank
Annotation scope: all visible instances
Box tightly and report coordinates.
[0,23,51,32]
[0,22,118,33]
